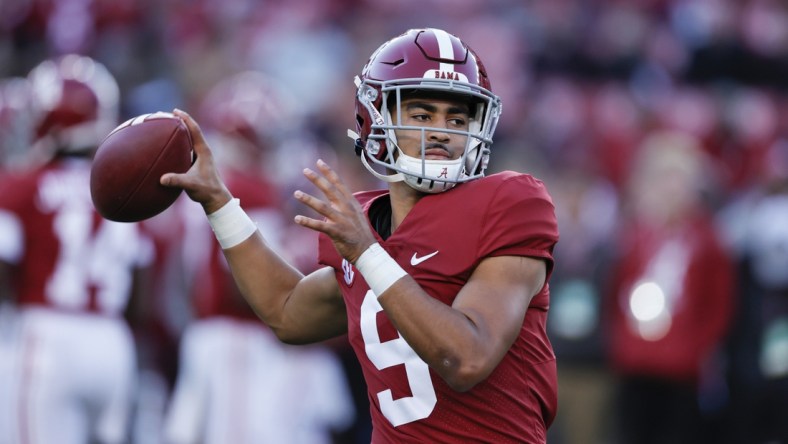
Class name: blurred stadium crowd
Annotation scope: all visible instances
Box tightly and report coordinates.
[1,0,788,443]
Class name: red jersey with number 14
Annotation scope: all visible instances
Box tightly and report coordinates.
[318,171,559,443]
[0,159,151,315]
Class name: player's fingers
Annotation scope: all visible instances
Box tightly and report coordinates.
[294,189,335,218]
[293,214,331,234]
[173,108,209,155]
[315,159,354,200]
[160,171,189,189]
[302,167,343,204]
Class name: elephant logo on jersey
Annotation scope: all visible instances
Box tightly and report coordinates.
[342,259,355,286]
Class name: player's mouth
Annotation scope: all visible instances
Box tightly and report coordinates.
[424,143,452,160]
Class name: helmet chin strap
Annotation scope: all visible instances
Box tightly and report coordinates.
[396,151,464,193]
[361,152,405,183]
[349,129,405,183]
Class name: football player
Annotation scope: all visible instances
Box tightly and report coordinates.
[162,28,559,443]
[0,55,153,444]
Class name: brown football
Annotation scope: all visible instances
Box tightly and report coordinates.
[90,112,193,222]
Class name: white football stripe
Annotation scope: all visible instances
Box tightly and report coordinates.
[131,114,149,126]
[432,28,455,72]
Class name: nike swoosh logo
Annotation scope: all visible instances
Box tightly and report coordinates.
[411,250,439,266]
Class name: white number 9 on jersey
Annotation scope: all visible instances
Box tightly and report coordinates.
[360,290,437,426]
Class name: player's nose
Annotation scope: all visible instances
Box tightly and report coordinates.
[426,126,451,143]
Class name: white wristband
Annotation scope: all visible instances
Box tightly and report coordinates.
[207,198,257,249]
[354,243,407,297]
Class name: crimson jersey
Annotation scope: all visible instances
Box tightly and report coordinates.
[318,171,559,443]
[0,158,151,315]
[607,215,735,383]
[190,167,283,320]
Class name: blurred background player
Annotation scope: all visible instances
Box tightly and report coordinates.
[603,130,735,444]
[0,54,153,444]
[163,71,355,444]
[0,74,36,444]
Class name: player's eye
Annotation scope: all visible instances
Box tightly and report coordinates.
[448,117,468,127]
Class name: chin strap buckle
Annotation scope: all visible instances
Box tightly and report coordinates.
[347,129,364,157]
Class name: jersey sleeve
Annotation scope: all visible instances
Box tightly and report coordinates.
[477,174,559,276]
[317,232,338,268]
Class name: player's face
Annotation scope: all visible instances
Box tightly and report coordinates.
[392,97,471,160]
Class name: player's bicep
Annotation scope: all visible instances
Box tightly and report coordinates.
[453,255,546,360]
[279,266,348,344]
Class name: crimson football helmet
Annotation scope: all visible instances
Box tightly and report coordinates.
[27,54,120,154]
[353,28,502,193]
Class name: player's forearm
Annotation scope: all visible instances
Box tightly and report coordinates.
[205,196,302,320]
[222,234,348,344]
[221,232,305,330]
[352,244,508,391]
[378,278,502,392]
